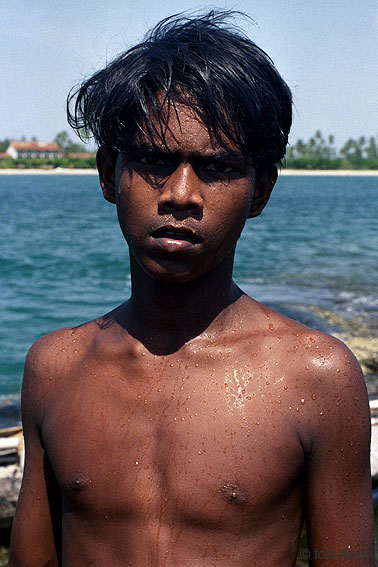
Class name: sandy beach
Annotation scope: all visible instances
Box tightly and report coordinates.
[1,168,378,176]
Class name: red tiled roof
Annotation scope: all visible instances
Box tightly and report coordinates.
[67,152,95,159]
[10,141,61,152]
[0,152,9,158]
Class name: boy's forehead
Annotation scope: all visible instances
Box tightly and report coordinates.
[132,99,242,156]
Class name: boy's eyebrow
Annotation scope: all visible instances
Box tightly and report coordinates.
[123,143,247,161]
[123,142,166,154]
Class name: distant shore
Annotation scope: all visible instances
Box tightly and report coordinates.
[280,169,378,176]
[1,168,378,176]
[0,168,98,175]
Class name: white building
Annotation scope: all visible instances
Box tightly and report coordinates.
[6,141,63,159]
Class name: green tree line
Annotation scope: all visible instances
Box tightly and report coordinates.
[285,130,378,169]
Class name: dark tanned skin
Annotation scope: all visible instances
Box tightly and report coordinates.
[9,105,374,566]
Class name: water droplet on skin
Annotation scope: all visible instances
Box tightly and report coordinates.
[269,324,274,330]
[180,417,185,421]
[135,461,139,466]
[300,398,305,405]
[246,396,251,400]
[104,515,108,520]
[198,450,202,455]
[284,386,288,390]
[157,388,161,392]
[311,394,317,400]
[319,412,324,416]
[144,399,148,405]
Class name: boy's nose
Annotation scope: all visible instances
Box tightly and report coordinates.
[158,163,203,212]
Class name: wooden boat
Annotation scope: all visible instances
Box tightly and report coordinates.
[0,425,24,529]
[369,399,378,483]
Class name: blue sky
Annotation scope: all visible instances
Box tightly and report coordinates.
[2,0,378,149]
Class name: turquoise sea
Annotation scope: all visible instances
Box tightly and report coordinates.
[0,173,377,425]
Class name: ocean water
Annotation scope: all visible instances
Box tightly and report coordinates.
[0,173,377,419]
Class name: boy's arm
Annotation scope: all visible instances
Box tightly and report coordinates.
[304,338,374,566]
[9,342,61,567]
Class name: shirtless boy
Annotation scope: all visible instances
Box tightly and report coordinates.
[9,11,374,567]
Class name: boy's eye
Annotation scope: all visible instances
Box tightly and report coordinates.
[202,161,243,176]
[138,154,172,167]
[204,162,234,173]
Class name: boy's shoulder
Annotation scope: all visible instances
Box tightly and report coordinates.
[26,319,98,368]
[244,299,370,449]
[241,296,366,394]
[24,313,120,390]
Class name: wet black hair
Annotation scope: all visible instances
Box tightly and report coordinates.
[67,10,292,168]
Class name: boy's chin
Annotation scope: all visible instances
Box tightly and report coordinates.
[137,257,212,284]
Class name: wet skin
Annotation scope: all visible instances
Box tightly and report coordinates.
[10,105,374,566]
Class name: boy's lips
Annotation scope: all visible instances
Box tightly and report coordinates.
[151,225,203,252]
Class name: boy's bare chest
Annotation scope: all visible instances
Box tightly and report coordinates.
[42,351,305,529]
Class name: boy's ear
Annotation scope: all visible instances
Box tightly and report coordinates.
[96,147,117,203]
[248,165,278,218]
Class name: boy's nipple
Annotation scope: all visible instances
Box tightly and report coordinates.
[221,481,248,505]
[69,471,92,492]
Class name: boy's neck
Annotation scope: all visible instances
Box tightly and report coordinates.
[119,254,243,354]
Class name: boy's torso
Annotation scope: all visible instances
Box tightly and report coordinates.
[39,298,320,566]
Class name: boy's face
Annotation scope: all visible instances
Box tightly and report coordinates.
[98,102,276,283]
